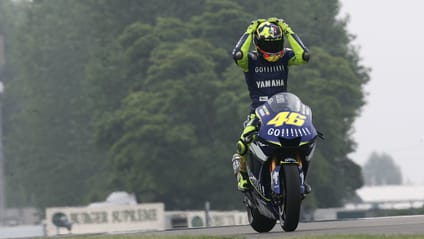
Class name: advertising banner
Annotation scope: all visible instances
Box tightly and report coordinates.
[45,203,165,236]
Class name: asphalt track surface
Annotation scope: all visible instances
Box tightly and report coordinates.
[137,215,424,238]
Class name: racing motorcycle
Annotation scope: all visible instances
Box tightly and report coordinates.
[243,92,320,232]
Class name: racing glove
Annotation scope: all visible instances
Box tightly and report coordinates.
[267,17,294,35]
[246,18,266,34]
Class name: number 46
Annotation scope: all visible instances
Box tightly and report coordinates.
[267,112,306,127]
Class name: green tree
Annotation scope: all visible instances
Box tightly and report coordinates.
[4,0,104,208]
[93,18,239,208]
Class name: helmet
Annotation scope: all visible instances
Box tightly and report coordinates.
[254,21,284,62]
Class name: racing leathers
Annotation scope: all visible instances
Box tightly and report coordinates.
[231,18,310,192]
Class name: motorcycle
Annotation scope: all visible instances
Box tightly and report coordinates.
[243,92,320,232]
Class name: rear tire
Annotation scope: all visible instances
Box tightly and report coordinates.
[247,207,276,233]
[280,164,301,232]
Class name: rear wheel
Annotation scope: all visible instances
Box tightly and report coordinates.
[280,164,301,232]
[247,207,276,233]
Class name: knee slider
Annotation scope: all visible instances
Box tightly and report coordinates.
[237,140,247,156]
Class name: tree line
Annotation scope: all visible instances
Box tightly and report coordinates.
[0,0,369,211]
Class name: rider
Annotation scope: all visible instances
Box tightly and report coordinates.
[231,17,310,192]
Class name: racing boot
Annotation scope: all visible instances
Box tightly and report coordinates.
[301,160,312,194]
[232,153,250,192]
[304,181,312,194]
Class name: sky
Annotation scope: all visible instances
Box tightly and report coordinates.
[339,0,424,185]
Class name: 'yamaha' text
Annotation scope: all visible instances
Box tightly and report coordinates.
[256,79,285,88]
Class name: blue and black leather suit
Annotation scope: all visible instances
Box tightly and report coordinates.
[231,19,311,182]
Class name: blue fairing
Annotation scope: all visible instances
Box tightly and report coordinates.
[255,92,317,146]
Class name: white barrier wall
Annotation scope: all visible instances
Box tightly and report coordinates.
[45,203,165,236]
[209,211,249,227]
[165,210,248,228]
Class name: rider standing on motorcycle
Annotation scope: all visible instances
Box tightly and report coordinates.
[231,17,310,192]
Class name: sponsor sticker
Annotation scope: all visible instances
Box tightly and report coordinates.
[259,96,268,102]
